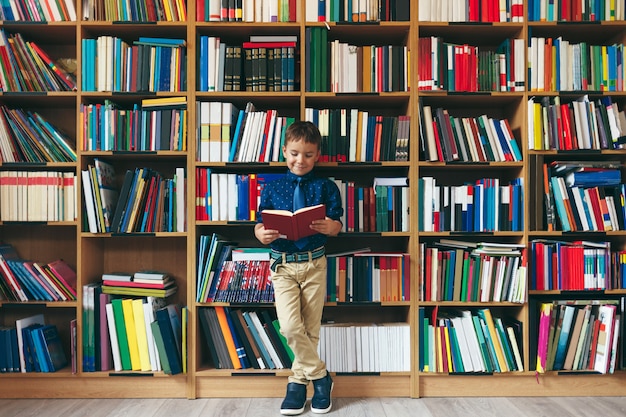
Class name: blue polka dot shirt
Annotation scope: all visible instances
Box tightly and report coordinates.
[258,169,343,253]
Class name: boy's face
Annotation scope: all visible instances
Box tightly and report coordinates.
[282,139,320,177]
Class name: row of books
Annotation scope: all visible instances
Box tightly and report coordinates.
[81,37,186,93]
[305,0,409,22]
[544,161,626,233]
[0,243,77,302]
[199,307,293,370]
[82,284,186,374]
[419,100,522,163]
[1,314,68,373]
[528,0,626,21]
[0,0,76,21]
[325,41,409,93]
[196,171,410,233]
[83,0,187,21]
[529,95,626,151]
[418,176,524,232]
[418,0,523,22]
[102,270,178,299]
[419,241,527,304]
[305,27,409,93]
[418,37,525,92]
[198,37,296,92]
[419,307,524,373]
[197,102,290,163]
[0,30,77,92]
[0,170,76,222]
[83,164,186,233]
[535,299,624,374]
[196,235,273,303]
[530,240,613,291]
[326,251,410,302]
[198,0,296,22]
[80,97,188,152]
[319,322,410,372]
[306,109,410,163]
[529,37,625,92]
[0,106,76,163]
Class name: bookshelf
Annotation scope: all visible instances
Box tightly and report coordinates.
[1,0,626,400]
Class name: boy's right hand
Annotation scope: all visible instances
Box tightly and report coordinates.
[255,223,280,245]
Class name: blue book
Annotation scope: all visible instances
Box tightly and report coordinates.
[155,308,182,375]
[228,109,246,161]
[136,37,186,46]
[241,311,275,369]
[236,174,249,220]
[550,176,571,232]
[22,323,44,372]
[35,325,67,372]
[553,305,575,370]
[223,307,250,368]
[199,36,208,91]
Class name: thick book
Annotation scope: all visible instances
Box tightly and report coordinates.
[261,203,325,241]
[32,324,68,372]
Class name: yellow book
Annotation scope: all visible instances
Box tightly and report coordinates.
[443,324,453,372]
[435,325,443,372]
[121,298,141,371]
[362,45,371,93]
[131,299,152,371]
[355,111,363,161]
[533,101,543,150]
[602,45,608,91]
[141,96,186,108]
[162,0,173,21]
[478,309,509,372]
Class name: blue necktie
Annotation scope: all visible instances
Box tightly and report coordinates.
[293,177,307,249]
[293,177,305,211]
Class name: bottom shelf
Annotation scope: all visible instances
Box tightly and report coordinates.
[195,374,412,398]
[419,372,626,397]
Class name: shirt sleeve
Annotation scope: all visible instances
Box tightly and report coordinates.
[324,179,343,221]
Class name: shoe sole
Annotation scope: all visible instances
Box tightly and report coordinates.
[310,381,334,414]
[280,405,306,416]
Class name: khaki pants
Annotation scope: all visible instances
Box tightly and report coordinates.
[272,255,327,384]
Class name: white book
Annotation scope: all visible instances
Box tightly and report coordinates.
[271,116,283,162]
[594,304,616,373]
[262,109,277,162]
[422,105,438,161]
[349,108,358,161]
[249,311,283,368]
[210,172,220,221]
[227,173,237,221]
[450,316,474,372]
[359,110,369,161]
[64,0,77,20]
[81,169,98,233]
[460,311,485,372]
[218,172,228,221]
[105,303,123,372]
[142,302,161,372]
[199,101,210,161]
[221,103,236,162]
[209,0,221,20]
[209,101,222,162]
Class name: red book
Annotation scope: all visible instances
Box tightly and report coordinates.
[561,0,570,20]
[368,186,376,231]
[261,204,326,241]
[424,246,432,301]
[373,115,383,162]
[468,0,478,21]
[289,0,296,21]
[588,187,605,231]
[46,259,78,297]
[560,103,574,149]
[402,253,410,301]
[535,242,545,290]
[248,173,258,221]
[363,187,370,232]
[347,181,355,232]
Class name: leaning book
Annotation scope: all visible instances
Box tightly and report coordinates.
[261,204,325,241]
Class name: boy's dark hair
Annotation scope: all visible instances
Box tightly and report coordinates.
[285,121,322,148]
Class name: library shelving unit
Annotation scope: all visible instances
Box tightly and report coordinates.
[2,0,626,400]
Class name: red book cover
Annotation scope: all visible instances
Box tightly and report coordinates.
[338,256,347,302]
[373,115,383,162]
[588,317,601,370]
[347,181,355,232]
[196,0,205,20]
[424,246,432,301]
[248,173,258,221]
[369,186,376,231]
[363,187,370,232]
[403,253,410,301]
[535,242,545,290]
[559,103,574,149]
[561,0,570,20]
[47,259,77,297]
[289,0,296,21]
[261,204,326,241]
[568,106,579,149]
[588,187,605,231]
[379,256,388,301]
[544,38,552,91]
[468,0,478,21]
[390,256,399,301]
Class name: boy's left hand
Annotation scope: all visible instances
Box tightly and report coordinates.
[310,217,342,237]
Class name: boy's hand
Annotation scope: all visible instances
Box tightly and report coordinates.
[310,217,342,237]
[255,223,280,245]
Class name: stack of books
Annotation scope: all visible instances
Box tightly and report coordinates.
[101,270,177,298]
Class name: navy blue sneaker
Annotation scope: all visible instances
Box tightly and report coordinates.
[311,373,333,414]
[280,382,307,415]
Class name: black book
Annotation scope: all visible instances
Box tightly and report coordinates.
[274,47,282,92]
[110,169,136,233]
[259,310,292,369]
[198,308,224,369]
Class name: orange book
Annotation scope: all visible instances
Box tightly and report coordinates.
[261,204,326,241]
[214,306,242,369]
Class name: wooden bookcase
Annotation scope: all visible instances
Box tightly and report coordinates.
[1,0,626,399]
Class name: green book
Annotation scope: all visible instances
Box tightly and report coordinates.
[111,298,132,370]
[271,319,294,362]
[151,320,172,374]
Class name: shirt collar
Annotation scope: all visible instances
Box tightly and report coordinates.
[287,170,315,183]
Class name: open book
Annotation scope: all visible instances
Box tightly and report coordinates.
[261,204,326,241]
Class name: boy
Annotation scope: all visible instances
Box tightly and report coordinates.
[255,121,343,415]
